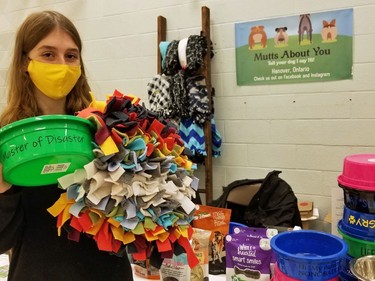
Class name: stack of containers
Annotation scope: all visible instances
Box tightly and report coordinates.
[337,154,375,281]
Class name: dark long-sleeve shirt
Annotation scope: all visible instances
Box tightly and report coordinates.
[0,185,133,281]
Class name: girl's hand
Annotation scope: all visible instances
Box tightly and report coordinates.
[0,163,12,193]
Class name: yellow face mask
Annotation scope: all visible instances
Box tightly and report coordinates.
[27,60,81,100]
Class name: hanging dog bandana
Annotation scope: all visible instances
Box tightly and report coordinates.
[185,34,208,74]
[179,117,222,159]
[186,75,211,124]
[147,74,172,118]
[164,40,180,76]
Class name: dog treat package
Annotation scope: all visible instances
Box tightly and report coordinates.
[133,258,160,280]
[231,226,278,240]
[225,234,273,281]
[160,228,211,281]
[192,205,232,275]
[191,228,211,281]
[160,253,190,281]
[230,226,278,276]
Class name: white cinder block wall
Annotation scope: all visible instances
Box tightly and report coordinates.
[1,0,375,229]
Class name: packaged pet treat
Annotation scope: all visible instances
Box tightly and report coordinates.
[231,226,278,239]
[230,226,278,277]
[225,234,273,281]
[160,253,190,281]
[191,228,211,281]
[160,228,211,281]
[192,205,232,275]
[133,258,160,280]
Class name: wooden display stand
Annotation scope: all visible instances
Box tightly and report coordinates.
[156,6,213,203]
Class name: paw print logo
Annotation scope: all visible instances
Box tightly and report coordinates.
[349,215,356,225]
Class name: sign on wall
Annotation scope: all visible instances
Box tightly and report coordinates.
[235,9,353,85]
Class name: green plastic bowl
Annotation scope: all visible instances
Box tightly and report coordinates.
[0,115,95,186]
[338,220,375,258]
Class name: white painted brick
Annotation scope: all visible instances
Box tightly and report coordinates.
[349,92,375,118]
[0,32,15,52]
[215,96,253,120]
[212,48,236,73]
[53,1,105,21]
[350,146,375,155]
[355,4,375,35]
[294,93,352,119]
[224,120,271,144]
[321,119,375,146]
[223,166,273,187]
[215,143,248,166]
[246,144,298,169]
[0,69,6,88]
[84,34,156,61]
[294,145,351,171]
[281,169,326,196]
[270,120,323,144]
[0,84,6,100]
[85,56,155,81]
[0,51,9,70]
[211,23,235,50]
[355,34,375,63]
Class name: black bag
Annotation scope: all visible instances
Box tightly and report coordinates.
[209,170,302,228]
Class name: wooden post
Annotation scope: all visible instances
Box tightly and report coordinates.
[157,16,167,74]
[201,6,213,204]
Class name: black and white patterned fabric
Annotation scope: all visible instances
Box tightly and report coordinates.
[147,74,172,118]
[186,34,208,74]
[164,40,180,76]
[169,70,189,120]
[186,75,212,124]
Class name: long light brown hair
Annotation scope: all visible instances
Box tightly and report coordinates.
[0,10,92,126]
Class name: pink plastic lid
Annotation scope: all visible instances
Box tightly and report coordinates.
[337,154,375,191]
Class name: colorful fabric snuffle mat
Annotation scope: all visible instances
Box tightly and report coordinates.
[47,90,200,268]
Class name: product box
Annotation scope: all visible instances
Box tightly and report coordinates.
[298,201,313,218]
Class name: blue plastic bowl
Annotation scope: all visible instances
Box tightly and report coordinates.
[338,254,357,281]
[271,230,348,281]
[338,219,375,242]
[341,206,375,237]
[228,221,248,234]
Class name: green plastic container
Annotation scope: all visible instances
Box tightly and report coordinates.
[0,115,95,186]
[338,220,375,258]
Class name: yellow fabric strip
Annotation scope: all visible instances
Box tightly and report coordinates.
[47,193,74,217]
